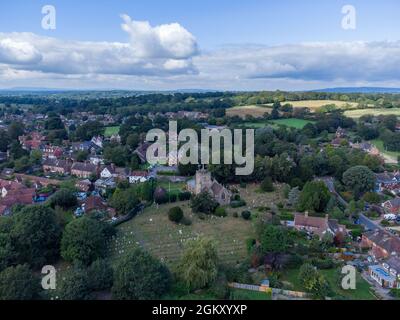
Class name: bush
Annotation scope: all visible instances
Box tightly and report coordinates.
[169,194,177,203]
[232,212,239,218]
[180,216,192,226]
[214,207,227,217]
[241,211,251,220]
[260,177,274,192]
[230,200,246,208]
[168,207,184,223]
[178,192,191,201]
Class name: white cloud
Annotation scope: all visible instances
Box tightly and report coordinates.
[0,38,42,64]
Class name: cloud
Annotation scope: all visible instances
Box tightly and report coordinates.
[0,15,198,77]
[195,42,400,83]
[121,14,198,59]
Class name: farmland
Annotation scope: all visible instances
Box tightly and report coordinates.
[108,201,254,267]
[226,105,271,118]
[273,100,359,111]
[344,108,400,118]
[242,118,314,129]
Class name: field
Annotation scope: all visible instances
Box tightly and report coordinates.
[275,100,359,111]
[371,139,400,161]
[229,288,272,300]
[281,268,376,300]
[226,105,271,118]
[344,108,400,118]
[268,118,314,129]
[235,183,287,210]
[104,126,120,137]
[108,201,254,267]
[157,181,186,195]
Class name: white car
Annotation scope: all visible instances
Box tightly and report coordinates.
[384,214,397,221]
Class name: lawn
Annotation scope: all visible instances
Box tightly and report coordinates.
[371,139,400,160]
[281,267,376,300]
[344,108,400,119]
[268,118,315,129]
[229,288,272,300]
[157,181,186,195]
[104,126,120,137]
[108,201,254,267]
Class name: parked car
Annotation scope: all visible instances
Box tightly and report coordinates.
[384,213,397,221]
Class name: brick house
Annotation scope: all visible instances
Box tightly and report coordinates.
[361,230,400,259]
[293,212,347,239]
[43,159,71,175]
[382,197,400,214]
[71,162,99,179]
[42,145,63,159]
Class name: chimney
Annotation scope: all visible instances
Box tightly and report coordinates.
[325,214,329,222]
[305,211,308,217]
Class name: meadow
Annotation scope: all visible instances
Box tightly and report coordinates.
[344,108,400,118]
[242,118,314,129]
[226,105,271,118]
[104,126,120,137]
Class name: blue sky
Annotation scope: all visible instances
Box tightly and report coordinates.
[0,0,399,90]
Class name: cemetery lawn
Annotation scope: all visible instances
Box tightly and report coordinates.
[108,201,254,267]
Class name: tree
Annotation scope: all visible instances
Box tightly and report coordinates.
[177,238,218,291]
[297,181,331,213]
[61,217,107,266]
[49,189,78,210]
[57,267,92,300]
[0,264,39,300]
[260,225,290,255]
[342,166,376,199]
[190,191,218,215]
[76,150,89,162]
[8,121,24,140]
[260,177,274,192]
[154,187,168,204]
[0,130,10,152]
[298,263,331,299]
[87,259,113,291]
[110,188,140,215]
[10,205,62,269]
[112,249,171,300]
[168,207,184,223]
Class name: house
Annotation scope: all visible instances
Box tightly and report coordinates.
[0,179,26,198]
[71,141,101,155]
[369,256,400,288]
[134,142,151,163]
[43,159,71,175]
[41,145,63,159]
[82,195,108,213]
[13,174,60,188]
[335,126,347,138]
[293,212,347,239]
[187,168,232,205]
[89,155,105,166]
[128,171,150,184]
[94,177,116,193]
[91,136,103,148]
[0,188,36,215]
[351,142,380,156]
[376,171,400,192]
[382,197,400,214]
[71,162,98,179]
[75,179,92,192]
[331,137,346,148]
[19,132,45,150]
[100,164,130,180]
[361,230,400,259]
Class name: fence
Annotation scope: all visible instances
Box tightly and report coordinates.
[228,282,308,299]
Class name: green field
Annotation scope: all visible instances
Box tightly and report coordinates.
[104,126,120,137]
[281,268,376,300]
[371,139,400,159]
[269,118,315,129]
[108,201,254,267]
[229,288,272,300]
[344,108,400,119]
[157,181,186,195]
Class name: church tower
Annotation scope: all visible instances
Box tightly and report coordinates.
[195,168,212,194]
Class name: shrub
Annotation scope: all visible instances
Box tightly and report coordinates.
[178,192,191,201]
[232,212,239,218]
[241,211,251,220]
[214,207,227,217]
[230,200,246,208]
[180,216,192,226]
[260,177,274,192]
[168,207,184,223]
[169,194,177,203]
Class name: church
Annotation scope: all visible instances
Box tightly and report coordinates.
[187,168,232,206]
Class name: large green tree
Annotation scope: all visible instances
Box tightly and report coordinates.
[177,238,218,291]
[61,217,107,266]
[342,166,376,199]
[297,181,331,213]
[112,249,171,300]
[0,264,40,300]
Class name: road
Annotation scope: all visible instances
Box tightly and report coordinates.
[320,177,383,231]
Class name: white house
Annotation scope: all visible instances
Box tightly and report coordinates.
[128,171,149,184]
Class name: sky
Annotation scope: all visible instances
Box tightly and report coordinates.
[0,0,399,91]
